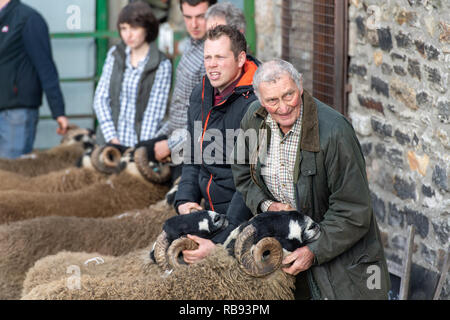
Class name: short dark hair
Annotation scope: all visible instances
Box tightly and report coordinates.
[117,1,159,43]
[206,24,247,59]
[179,0,217,12]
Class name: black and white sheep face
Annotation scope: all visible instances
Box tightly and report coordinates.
[228,211,321,277]
[163,210,229,242]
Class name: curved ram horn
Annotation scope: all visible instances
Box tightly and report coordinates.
[234,224,283,277]
[153,231,171,271]
[90,146,122,174]
[167,237,199,269]
[134,147,171,184]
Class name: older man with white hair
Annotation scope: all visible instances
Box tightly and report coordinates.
[232,59,391,300]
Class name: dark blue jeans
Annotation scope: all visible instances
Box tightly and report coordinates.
[0,108,39,159]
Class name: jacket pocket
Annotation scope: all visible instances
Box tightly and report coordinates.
[346,256,386,299]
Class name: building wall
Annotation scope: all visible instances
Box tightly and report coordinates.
[254,0,282,62]
[348,0,449,299]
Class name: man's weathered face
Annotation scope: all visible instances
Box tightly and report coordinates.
[204,35,246,93]
[182,2,209,40]
[259,73,303,134]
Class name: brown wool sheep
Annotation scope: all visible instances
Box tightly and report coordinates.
[0,157,170,225]
[0,126,95,177]
[21,245,295,300]
[0,200,175,300]
[0,145,124,193]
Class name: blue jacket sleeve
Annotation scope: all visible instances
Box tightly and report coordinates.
[22,12,65,119]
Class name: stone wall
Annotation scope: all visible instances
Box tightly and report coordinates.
[348,0,449,299]
[254,0,282,62]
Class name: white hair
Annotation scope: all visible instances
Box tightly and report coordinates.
[253,59,303,101]
[205,2,246,33]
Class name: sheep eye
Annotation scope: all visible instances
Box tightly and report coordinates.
[213,215,220,223]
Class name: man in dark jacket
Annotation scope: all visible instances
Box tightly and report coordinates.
[232,59,390,300]
[174,25,259,263]
[0,0,68,159]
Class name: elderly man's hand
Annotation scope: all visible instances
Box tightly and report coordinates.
[182,234,216,264]
[268,202,295,212]
[281,246,315,276]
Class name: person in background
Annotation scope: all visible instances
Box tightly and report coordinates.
[0,0,68,159]
[137,0,216,182]
[205,1,246,34]
[93,1,172,147]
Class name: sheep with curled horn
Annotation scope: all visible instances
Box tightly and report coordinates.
[0,199,176,300]
[21,210,320,300]
[0,146,171,225]
[0,125,96,177]
[0,144,125,193]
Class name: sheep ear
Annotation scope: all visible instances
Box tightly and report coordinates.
[167,237,199,269]
[234,225,283,277]
[134,147,171,184]
[90,146,122,174]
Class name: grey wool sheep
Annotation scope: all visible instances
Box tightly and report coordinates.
[0,200,175,300]
[0,126,95,177]
[21,211,321,300]
[0,147,170,225]
[0,145,123,193]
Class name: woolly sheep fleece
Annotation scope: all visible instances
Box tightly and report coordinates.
[0,200,175,300]
[22,246,295,300]
[0,171,169,224]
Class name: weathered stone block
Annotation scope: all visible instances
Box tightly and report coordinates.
[415,40,425,57]
[407,151,430,176]
[371,118,393,137]
[371,192,386,223]
[395,31,412,48]
[349,64,367,77]
[425,44,440,60]
[378,28,393,52]
[393,176,416,200]
[371,76,389,97]
[355,16,366,38]
[358,95,384,114]
[391,234,407,250]
[381,63,393,75]
[432,165,448,192]
[387,148,404,167]
[432,218,449,246]
[416,91,430,107]
[425,65,441,84]
[394,129,411,145]
[407,58,421,80]
[388,202,404,227]
[390,78,418,110]
[404,207,429,238]
[421,184,435,198]
[375,143,386,157]
[393,65,407,76]
[437,100,449,124]
[391,52,406,61]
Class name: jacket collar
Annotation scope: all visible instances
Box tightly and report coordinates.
[254,89,320,152]
[0,0,18,22]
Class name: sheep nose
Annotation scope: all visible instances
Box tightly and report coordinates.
[213,215,220,223]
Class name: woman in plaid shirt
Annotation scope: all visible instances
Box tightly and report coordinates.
[93,2,171,147]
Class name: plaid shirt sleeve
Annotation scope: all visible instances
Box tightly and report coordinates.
[166,61,206,151]
[93,46,117,143]
[140,59,172,142]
